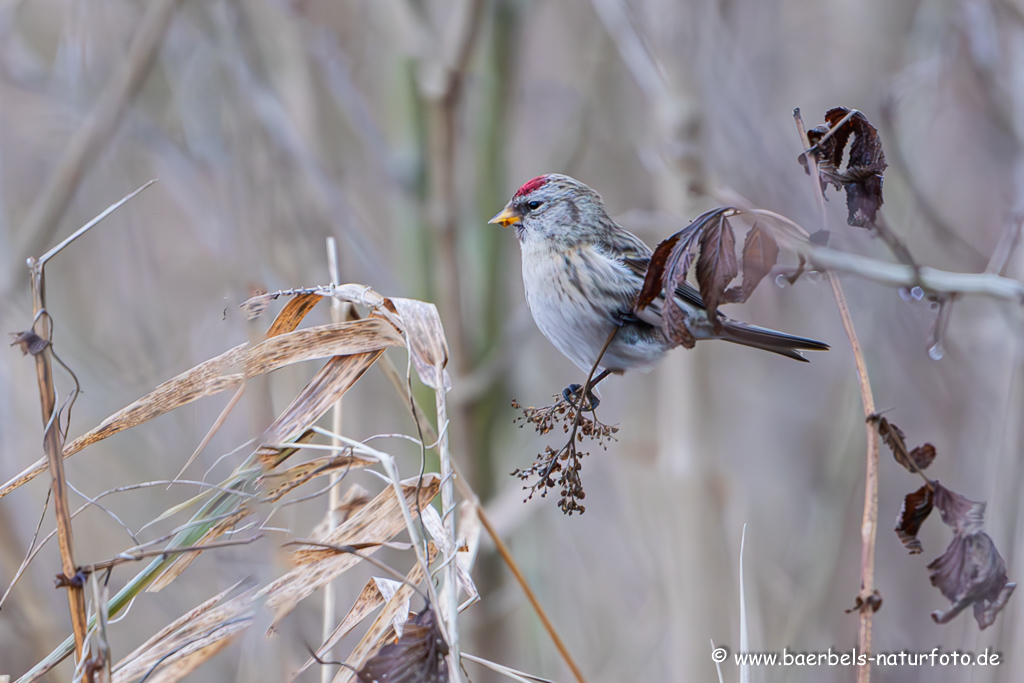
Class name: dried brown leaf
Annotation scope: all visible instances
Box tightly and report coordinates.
[142,638,235,683]
[926,482,1016,629]
[801,107,887,227]
[636,223,704,313]
[636,231,682,312]
[909,444,937,470]
[307,484,373,542]
[845,590,882,614]
[933,483,984,536]
[10,329,48,355]
[243,319,402,378]
[929,532,1016,629]
[391,298,451,392]
[696,213,738,320]
[267,291,322,337]
[871,416,935,472]
[663,297,697,348]
[894,484,934,554]
[292,544,439,682]
[356,606,448,683]
[738,221,779,301]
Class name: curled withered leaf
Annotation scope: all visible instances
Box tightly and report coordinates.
[390,298,451,392]
[929,532,1016,628]
[10,329,48,356]
[800,107,887,227]
[267,291,322,337]
[732,221,779,303]
[636,209,732,347]
[894,484,934,554]
[870,415,936,472]
[635,223,701,313]
[871,415,911,471]
[933,483,984,535]
[696,212,739,322]
[357,605,448,683]
[926,482,1016,629]
[909,444,937,470]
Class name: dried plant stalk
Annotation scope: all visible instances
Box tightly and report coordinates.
[795,109,879,683]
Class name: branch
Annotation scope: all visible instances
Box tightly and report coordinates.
[794,242,1024,302]
[727,203,1024,302]
[794,109,880,683]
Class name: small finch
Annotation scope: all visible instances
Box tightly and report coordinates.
[490,174,828,400]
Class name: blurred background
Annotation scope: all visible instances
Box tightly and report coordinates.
[1,0,1023,681]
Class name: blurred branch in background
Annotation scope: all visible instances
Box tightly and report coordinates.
[6,0,182,296]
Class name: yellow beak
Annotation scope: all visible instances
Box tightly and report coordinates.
[488,204,521,228]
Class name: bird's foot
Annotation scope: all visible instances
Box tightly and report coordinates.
[562,383,600,411]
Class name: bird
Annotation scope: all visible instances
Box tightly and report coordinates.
[489,173,828,405]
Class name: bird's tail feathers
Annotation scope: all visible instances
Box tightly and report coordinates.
[717,320,829,362]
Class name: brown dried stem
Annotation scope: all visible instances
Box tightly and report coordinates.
[475,507,588,683]
[27,261,87,655]
[796,109,880,683]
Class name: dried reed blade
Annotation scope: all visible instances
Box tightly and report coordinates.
[291,543,438,681]
[258,474,440,630]
[111,588,255,682]
[0,319,402,500]
[148,510,250,592]
[259,453,376,502]
[257,351,385,467]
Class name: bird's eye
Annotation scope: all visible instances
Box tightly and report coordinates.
[526,200,543,211]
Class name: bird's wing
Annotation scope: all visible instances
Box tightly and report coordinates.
[620,251,707,311]
[594,226,707,323]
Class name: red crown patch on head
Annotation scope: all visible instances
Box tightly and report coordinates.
[514,175,550,198]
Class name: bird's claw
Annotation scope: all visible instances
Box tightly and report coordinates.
[562,383,600,411]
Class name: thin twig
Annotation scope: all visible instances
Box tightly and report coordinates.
[38,180,158,266]
[79,536,263,575]
[172,384,245,485]
[796,109,878,683]
[475,507,588,683]
[370,326,589,682]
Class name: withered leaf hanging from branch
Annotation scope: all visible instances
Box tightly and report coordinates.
[635,221,702,313]
[877,414,1015,627]
[870,415,936,473]
[635,208,779,345]
[695,210,739,322]
[635,219,704,349]
[799,107,887,227]
[927,483,1016,629]
[357,605,449,683]
[732,221,780,303]
[894,484,934,554]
